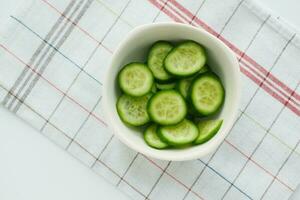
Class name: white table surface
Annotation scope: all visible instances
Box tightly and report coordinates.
[0,0,299,200]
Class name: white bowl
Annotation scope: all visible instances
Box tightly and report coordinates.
[103,23,241,161]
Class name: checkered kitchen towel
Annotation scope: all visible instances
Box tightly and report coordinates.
[0,0,299,199]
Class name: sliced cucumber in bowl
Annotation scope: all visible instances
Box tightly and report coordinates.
[189,72,225,116]
[118,62,154,97]
[158,119,199,146]
[147,90,187,125]
[176,65,210,99]
[164,41,206,77]
[115,40,226,150]
[147,41,173,82]
[194,119,223,144]
[116,93,152,126]
[144,124,169,149]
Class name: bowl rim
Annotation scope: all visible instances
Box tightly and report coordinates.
[102,22,241,161]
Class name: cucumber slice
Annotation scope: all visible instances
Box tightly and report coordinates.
[148,41,173,82]
[147,90,187,125]
[144,124,168,149]
[177,78,193,99]
[116,93,152,126]
[164,41,206,77]
[194,119,223,144]
[190,73,225,116]
[176,65,210,99]
[156,82,176,90]
[118,63,153,97]
[158,119,199,145]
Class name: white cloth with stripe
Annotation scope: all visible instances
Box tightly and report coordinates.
[0,0,299,200]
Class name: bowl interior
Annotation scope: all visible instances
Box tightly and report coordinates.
[104,23,240,161]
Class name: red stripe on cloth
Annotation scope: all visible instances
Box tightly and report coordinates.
[168,0,194,19]
[241,60,300,107]
[157,0,192,24]
[167,0,220,37]
[159,0,199,26]
[218,36,244,57]
[242,54,300,101]
[240,66,300,116]
[149,0,183,22]
[149,0,300,116]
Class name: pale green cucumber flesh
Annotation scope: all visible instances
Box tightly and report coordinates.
[190,73,225,115]
[147,90,187,125]
[144,124,168,149]
[158,119,199,145]
[116,93,152,126]
[148,41,173,81]
[194,119,223,144]
[118,63,153,97]
[164,41,206,77]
